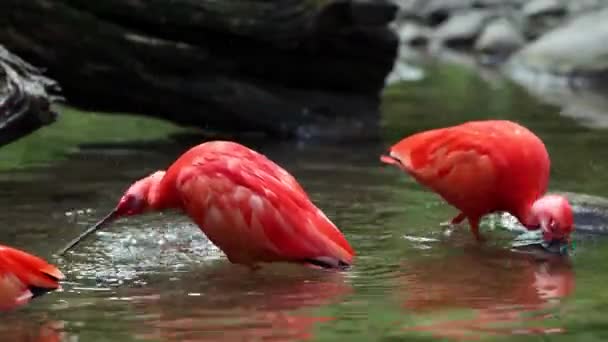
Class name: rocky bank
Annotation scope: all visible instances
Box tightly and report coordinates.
[391,0,608,79]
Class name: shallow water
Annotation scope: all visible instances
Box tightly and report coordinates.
[2,62,608,341]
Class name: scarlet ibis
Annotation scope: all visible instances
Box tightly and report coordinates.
[0,245,64,311]
[381,120,574,243]
[58,141,355,270]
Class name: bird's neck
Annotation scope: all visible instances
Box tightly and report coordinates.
[516,202,540,229]
[144,170,179,211]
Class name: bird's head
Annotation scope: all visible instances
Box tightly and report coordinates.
[530,195,574,244]
[56,171,166,256]
[114,171,165,217]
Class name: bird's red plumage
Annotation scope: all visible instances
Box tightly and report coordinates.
[158,141,354,268]
[384,120,552,238]
[0,245,64,310]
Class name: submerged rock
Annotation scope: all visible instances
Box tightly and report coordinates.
[511,230,569,255]
[474,17,525,55]
[510,7,608,76]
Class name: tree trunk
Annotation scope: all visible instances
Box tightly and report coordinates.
[0,45,61,147]
[1,0,399,141]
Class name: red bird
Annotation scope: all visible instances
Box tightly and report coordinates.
[0,245,64,311]
[381,120,574,243]
[58,141,355,270]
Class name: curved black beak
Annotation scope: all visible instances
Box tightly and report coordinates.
[55,209,118,256]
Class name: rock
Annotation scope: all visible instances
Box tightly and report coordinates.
[1,0,399,141]
[471,0,524,9]
[385,61,425,84]
[522,0,566,18]
[434,10,493,46]
[567,0,605,15]
[521,0,567,38]
[0,45,62,147]
[506,66,608,130]
[397,22,433,46]
[421,0,474,25]
[394,0,473,26]
[474,17,525,55]
[510,7,608,76]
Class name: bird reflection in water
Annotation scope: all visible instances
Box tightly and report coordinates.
[397,247,574,340]
[131,264,352,341]
[0,319,65,342]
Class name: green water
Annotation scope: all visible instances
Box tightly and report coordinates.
[2,62,608,341]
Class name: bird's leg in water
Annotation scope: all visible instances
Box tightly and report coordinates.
[440,212,466,227]
[451,213,467,225]
[468,217,485,242]
[440,212,467,236]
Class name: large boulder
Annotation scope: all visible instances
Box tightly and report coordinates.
[0,0,399,141]
[509,7,608,76]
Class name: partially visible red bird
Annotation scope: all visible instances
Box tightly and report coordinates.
[58,141,355,270]
[381,120,574,243]
[0,245,64,311]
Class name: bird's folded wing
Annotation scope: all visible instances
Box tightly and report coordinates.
[389,127,507,206]
[179,157,354,263]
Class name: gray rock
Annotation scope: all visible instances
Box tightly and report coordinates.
[522,0,566,17]
[510,7,608,75]
[567,0,605,15]
[420,0,474,17]
[393,0,473,24]
[434,10,493,45]
[471,0,523,8]
[521,0,567,39]
[397,22,433,46]
[474,17,525,54]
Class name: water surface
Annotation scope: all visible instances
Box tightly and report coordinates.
[2,63,608,341]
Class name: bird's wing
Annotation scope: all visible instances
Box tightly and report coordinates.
[385,126,506,210]
[0,246,64,290]
[0,246,63,311]
[176,154,354,266]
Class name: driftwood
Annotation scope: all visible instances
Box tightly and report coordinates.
[1,0,399,140]
[0,45,61,147]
